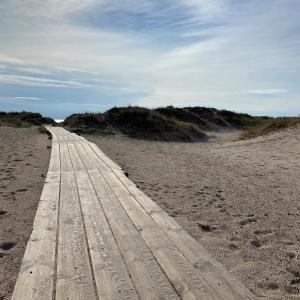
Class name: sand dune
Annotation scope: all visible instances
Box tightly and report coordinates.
[87,125,300,299]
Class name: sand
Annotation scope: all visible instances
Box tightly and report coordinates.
[0,126,50,300]
[86,125,300,300]
[1,124,299,300]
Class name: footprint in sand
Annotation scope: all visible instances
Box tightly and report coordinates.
[254,229,274,236]
[287,252,296,259]
[0,242,15,251]
[285,286,299,295]
[228,242,239,250]
[0,210,7,216]
[16,188,27,192]
[257,281,279,291]
[239,216,257,226]
[250,240,262,247]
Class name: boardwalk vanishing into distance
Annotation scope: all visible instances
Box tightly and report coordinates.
[12,126,256,300]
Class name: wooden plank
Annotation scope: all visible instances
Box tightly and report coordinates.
[112,169,256,299]
[75,143,98,171]
[102,170,225,300]
[55,143,97,300]
[81,142,111,171]
[11,182,59,300]
[89,142,122,170]
[78,149,180,299]
[46,141,60,183]
[89,170,180,300]
[68,144,140,300]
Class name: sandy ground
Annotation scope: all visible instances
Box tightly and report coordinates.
[87,125,300,300]
[0,127,50,300]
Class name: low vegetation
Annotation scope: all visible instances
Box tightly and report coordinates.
[64,106,270,142]
[65,107,208,142]
[64,106,300,141]
[239,117,300,140]
[1,108,298,141]
[0,111,55,127]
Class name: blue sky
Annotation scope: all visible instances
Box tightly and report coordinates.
[0,0,299,119]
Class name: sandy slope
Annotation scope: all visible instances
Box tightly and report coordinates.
[0,127,50,300]
[87,126,300,299]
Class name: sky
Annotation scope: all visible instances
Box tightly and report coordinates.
[0,0,299,119]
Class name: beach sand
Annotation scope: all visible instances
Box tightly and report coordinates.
[86,126,300,299]
[1,125,299,299]
[0,126,50,300]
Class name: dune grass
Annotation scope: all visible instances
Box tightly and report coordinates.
[0,111,55,127]
[239,117,300,140]
[64,106,209,142]
[65,106,300,142]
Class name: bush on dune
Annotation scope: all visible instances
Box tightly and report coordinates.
[106,106,208,141]
[0,111,55,127]
[64,106,208,142]
[63,106,300,142]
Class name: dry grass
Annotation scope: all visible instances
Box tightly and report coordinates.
[240,117,300,140]
[65,106,208,142]
[0,112,55,127]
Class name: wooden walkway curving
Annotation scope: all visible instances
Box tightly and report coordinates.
[12,126,256,300]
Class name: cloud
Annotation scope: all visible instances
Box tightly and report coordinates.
[53,66,99,75]
[0,53,28,65]
[13,67,53,76]
[0,0,299,116]
[0,74,91,88]
[0,96,43,101]
[58,102,110,107]
[9,0,99,19]
[246,89,288,96]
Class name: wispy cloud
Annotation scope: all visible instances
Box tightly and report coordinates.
[0,0,299,117]
[0,53,28,65]
[58,102,110,107]
[13,67,53,76]
[0,96,43,101]
[9,0,99,19]
[0,74,91,88]
[246,89,288,96]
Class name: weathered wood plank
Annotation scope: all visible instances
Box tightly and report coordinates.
[78,148,180,299]
[11,182,59,300]
[68,144,140,300]
[81,142,111,171]
[89,142,122,170]
[102,170,224,300]
[46,141,60,183]
[55,143,97,300]
[113,168,256,299]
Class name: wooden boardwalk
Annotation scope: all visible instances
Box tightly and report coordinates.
[12,127,256,300]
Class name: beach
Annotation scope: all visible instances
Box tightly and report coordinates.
[1,124,300,299]
[0,126,50,300]
[86,126,300,299]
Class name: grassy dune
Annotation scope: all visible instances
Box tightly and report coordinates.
[0,112,55,127]
[64,106,269,142]
[239,117,300,140]
[64,107,208,142]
